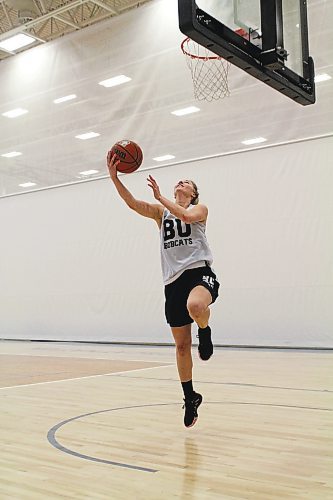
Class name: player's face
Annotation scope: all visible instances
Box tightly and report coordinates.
[174,179,194,198]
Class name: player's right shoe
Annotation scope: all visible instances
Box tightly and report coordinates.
[182,392,203,428]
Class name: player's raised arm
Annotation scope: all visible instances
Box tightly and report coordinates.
[147,175,208,223]
[107,151,163,225]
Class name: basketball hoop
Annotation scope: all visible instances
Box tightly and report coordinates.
[181,37,231,101]
[181,30,250,102]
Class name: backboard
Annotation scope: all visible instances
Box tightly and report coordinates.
[178,0,315,105]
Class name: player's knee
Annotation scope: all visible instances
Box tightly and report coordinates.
[176,341,191,356]
[187,299,205,320]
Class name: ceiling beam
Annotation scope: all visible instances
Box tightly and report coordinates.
[35,0,46,14]
[0,0,90,42]
[1,1,14,28]
[53,14,80,30]
[89,0,119,15]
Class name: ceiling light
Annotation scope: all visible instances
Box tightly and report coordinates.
[2,108,28,118]
[98,75,132,88]
[19,182,36,188]
[75,132,100,140]
[153,155,175,162]
[79,170,99,176]
[0,33,36,52]
[241,137,267,145]
[171,106,200,116]
[314,73,331,83]
[1,151,22,158]
[53,94,77,104]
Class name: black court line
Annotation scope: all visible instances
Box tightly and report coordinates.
[47,401,333,472]
[109,374,333,393]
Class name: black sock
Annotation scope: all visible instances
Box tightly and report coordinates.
[198,326,213,361]
[198,325,211,335]
[181,380,195,399]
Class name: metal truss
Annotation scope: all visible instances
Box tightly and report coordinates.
[0,0,152,60]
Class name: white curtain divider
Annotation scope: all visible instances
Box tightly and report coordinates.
[1,136,332,347]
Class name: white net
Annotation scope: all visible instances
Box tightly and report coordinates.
[182,38,231,101]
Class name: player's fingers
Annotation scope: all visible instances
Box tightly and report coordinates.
[111,154,118,166]
[148,176,158,187]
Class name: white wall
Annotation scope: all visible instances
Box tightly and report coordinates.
[1,136,332,347]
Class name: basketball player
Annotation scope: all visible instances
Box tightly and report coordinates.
[107,152,220,427]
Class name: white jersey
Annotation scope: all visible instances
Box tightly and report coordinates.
[160,208,213,284]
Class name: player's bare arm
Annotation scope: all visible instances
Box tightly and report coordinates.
[147,174,208,223]
[107,152,163,226]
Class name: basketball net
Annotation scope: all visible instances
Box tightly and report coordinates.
[181,37,231,101]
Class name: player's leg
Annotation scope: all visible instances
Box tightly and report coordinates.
[187,285,213,360]
[187,285,212,328]
[171,324,202,428]
[186,267,220,361]
[171,324,193,382]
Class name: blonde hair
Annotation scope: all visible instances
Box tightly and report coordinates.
[190,180,199,205]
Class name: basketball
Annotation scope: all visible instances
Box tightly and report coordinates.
[110,140,143,173]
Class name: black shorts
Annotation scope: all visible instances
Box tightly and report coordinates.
[164,265,220,328]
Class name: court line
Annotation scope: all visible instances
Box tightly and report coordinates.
[0,364,173,390]
[47,400,333,473]
[0,352,174,363]
[110,374,333,394]
[47,408,159,473]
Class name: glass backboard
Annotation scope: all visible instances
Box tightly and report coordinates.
[179,0,315,105]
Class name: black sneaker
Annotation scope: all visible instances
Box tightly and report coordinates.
[182,392,203,428]
[197,326,213,361]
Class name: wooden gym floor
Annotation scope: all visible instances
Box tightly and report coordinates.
[0,340,332,500]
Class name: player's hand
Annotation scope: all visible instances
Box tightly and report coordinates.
[147,174,162,201]
[107,151,120,180]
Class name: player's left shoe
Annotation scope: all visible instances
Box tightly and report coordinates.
[183,392,203,428]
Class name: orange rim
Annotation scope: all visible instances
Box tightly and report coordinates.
[181,30,249,60]
[181,37,223,60]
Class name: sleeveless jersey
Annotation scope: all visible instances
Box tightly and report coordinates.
[160,208,213,284]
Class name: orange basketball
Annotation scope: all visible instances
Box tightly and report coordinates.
[110,140,143,173]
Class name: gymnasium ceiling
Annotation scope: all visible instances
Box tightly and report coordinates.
[0,0,153,61]
[0,0,332,197]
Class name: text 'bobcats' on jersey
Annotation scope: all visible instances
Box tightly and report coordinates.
[160,208,213,284]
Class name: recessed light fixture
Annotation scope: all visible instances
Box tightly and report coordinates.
[2,108,28,118]
[1,151,22,158]
[79,170,99,176]
[171,106,200,116]
[0,33,36,52]
[98,75,132,88]
[19,182,36,188]
[53,94,77,104]
[75,132,100,140]
[314,73,331,83]
[153,155,175,162]
[241,137,267,145]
